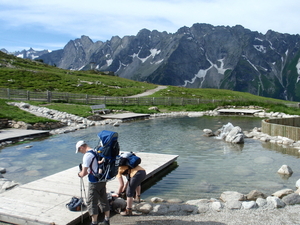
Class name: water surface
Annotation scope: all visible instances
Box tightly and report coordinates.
[1,116,299,201]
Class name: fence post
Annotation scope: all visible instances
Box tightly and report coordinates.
[47,91,51,103]
[104,97,106,105]
[27,90,30,101]
[86,94,88,104]
[181,98,184,106]
[7,88,10,100]
[137,97,139,106]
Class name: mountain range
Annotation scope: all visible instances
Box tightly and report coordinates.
[2,23,300,101]
[1,48,50,60]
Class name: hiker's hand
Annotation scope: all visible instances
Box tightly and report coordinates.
[78,172,81,177]
[111,193,118,197]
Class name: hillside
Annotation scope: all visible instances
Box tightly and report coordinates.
[0,51,157,97]
[1,50,300,123]
[0,50,298,106]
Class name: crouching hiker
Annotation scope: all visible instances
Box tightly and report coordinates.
[76,140,110,225]
[115,164,146,216]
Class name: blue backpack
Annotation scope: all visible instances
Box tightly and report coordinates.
[89,130,120,182]
[119,152,141,169]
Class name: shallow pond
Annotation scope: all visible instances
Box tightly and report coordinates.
[1,116,300,201]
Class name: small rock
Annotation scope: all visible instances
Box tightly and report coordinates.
[151,197,165,203]
[277,165,293,175]
[256,198,267,208]
[0,167,6,174]
[211,201,223,211]
[136,202,153,214]
[266,196,286,208]
[247,190,266,200]
[242,201,258,209]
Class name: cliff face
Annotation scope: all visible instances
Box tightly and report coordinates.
[37,23,300,101]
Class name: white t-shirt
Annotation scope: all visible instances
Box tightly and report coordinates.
[82,150,98,174]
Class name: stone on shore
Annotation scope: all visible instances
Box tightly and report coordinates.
[282,193,300,205]
[272,189,294,198]
[246,190,266,201]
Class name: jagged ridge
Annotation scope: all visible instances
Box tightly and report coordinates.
[6,23,300,101]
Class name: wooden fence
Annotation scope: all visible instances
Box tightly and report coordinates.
[0,88,223,106]
[261,117,300,141]
[0,88,298,107]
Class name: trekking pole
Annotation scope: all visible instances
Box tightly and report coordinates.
[80,177,84,224]
[81,177,87,202]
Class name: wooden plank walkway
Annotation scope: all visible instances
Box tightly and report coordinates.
[0,152,178,225]
[0,129,50,142]
[101,113,150,120]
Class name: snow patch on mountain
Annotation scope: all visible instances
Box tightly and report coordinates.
[254,45,266,53]
[131,48,161,63]
[183,57,229,87]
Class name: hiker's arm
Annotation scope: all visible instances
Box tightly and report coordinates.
[78,167,88,177]
[123,181,128,193]
[117,177,124,195]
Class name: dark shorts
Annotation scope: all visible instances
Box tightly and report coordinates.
[87,182,110,215]
[126,170,146,197]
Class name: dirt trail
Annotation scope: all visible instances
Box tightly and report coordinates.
[127,85,167,98]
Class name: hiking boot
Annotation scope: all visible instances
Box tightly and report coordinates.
[103,219,110,225]
[120,208,133,216]
[97,220,109,225]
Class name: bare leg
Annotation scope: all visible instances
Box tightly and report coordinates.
[91,214,97,224]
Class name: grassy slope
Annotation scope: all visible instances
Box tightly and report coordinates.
[0,51,156,96]
[0,51,299,123]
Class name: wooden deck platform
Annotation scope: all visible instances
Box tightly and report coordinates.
[0,152,178,225]
[0,128,50,142]
[217,108,263,115]
[101,112,150,121]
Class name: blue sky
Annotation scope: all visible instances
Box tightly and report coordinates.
[1,0,299,52]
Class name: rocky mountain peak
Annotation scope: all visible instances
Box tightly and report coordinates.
[32,23,300,101]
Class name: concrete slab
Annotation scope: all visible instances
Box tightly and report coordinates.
[0,152,178,225]
[100,113,150,120]
[0,128,50,142]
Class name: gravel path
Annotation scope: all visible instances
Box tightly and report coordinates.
[109,205,300,225]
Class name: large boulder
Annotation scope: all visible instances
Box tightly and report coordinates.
[225,126,244,143]
[220,191,246,202]
[266,196,286,208]
[272,189,294,198]
[246,190,266,200]
[282,193,300,205]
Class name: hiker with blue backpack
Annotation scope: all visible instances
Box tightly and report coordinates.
[76,140,111,225]
[115,152,146,216]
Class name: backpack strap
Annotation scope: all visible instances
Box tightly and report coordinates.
[88,150,98,175]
